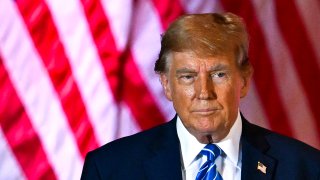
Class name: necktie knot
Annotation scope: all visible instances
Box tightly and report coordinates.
[200,144,221,162]
[196,144,223,180]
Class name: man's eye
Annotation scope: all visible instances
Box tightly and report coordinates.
[178,74,195,83]
[182,75,193,79]
[212,72,226,78]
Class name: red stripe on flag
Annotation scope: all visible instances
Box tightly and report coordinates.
[152,0,185,29]
[0,56,57,180]
[81,0,166,130]
[122,50,167,130]
[221,0,294,137]
[274,1,320,133]
[15,0,99,157]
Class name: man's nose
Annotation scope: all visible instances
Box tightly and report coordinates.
[196,74,216,100]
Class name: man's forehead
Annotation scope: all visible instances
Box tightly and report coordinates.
[174,63,230,73]
[170,51,234,62]
[170,52,233,68]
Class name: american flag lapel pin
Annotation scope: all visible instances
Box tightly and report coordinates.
[257,161,267,174]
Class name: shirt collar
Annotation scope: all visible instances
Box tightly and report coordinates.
[176,111,242,169]
[215,111,242,167]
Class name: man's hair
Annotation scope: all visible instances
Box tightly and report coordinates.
[154,13,250,73]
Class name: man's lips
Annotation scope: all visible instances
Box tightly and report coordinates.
[191,108,220,115]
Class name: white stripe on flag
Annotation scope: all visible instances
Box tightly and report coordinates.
[126,0,176,120]
[0,1,83,179]
[45,0,128,144]
[116,102,141,138]
[295,0,320,67]
[100,0,133,51]
[252,0,320,148]
[181,0,223,13]
[240,84,270,129]
[0,129,25,180]
[101,0,168,131]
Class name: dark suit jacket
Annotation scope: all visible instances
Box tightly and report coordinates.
[81,116,320,180]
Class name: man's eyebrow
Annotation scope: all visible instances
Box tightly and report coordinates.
[208,64,229,71]
[176,68,197,74]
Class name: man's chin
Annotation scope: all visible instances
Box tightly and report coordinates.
[191,120,233,143]
[190,127,221,143]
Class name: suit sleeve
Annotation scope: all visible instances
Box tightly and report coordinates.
[81,151,101,180]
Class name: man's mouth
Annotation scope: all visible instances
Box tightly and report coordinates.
[191,108,220,115]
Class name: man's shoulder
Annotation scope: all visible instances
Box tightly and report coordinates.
[241,118,320,179]
[266,128,320,161]
[81,120,178,179]
[243,119,320,161]
[86,119,177,160]
[81,118,182,179]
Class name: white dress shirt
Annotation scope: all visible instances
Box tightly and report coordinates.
[176,111,242,180]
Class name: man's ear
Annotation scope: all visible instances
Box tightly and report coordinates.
[240,65,253,98]
[160,73,173,101]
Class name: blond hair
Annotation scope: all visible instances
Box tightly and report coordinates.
[154,13,250,73]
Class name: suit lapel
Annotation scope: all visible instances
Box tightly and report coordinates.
[143,118,183,180]
[241,138,276,180]
[142,115,278,179]
[241,117,277,180]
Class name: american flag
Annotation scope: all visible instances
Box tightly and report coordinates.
[0,0,319,179]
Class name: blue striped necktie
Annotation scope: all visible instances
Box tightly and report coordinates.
[196,144,223,180]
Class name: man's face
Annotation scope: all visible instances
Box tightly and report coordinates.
[160,51,252,143]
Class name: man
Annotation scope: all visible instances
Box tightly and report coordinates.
[81,13,320,180]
